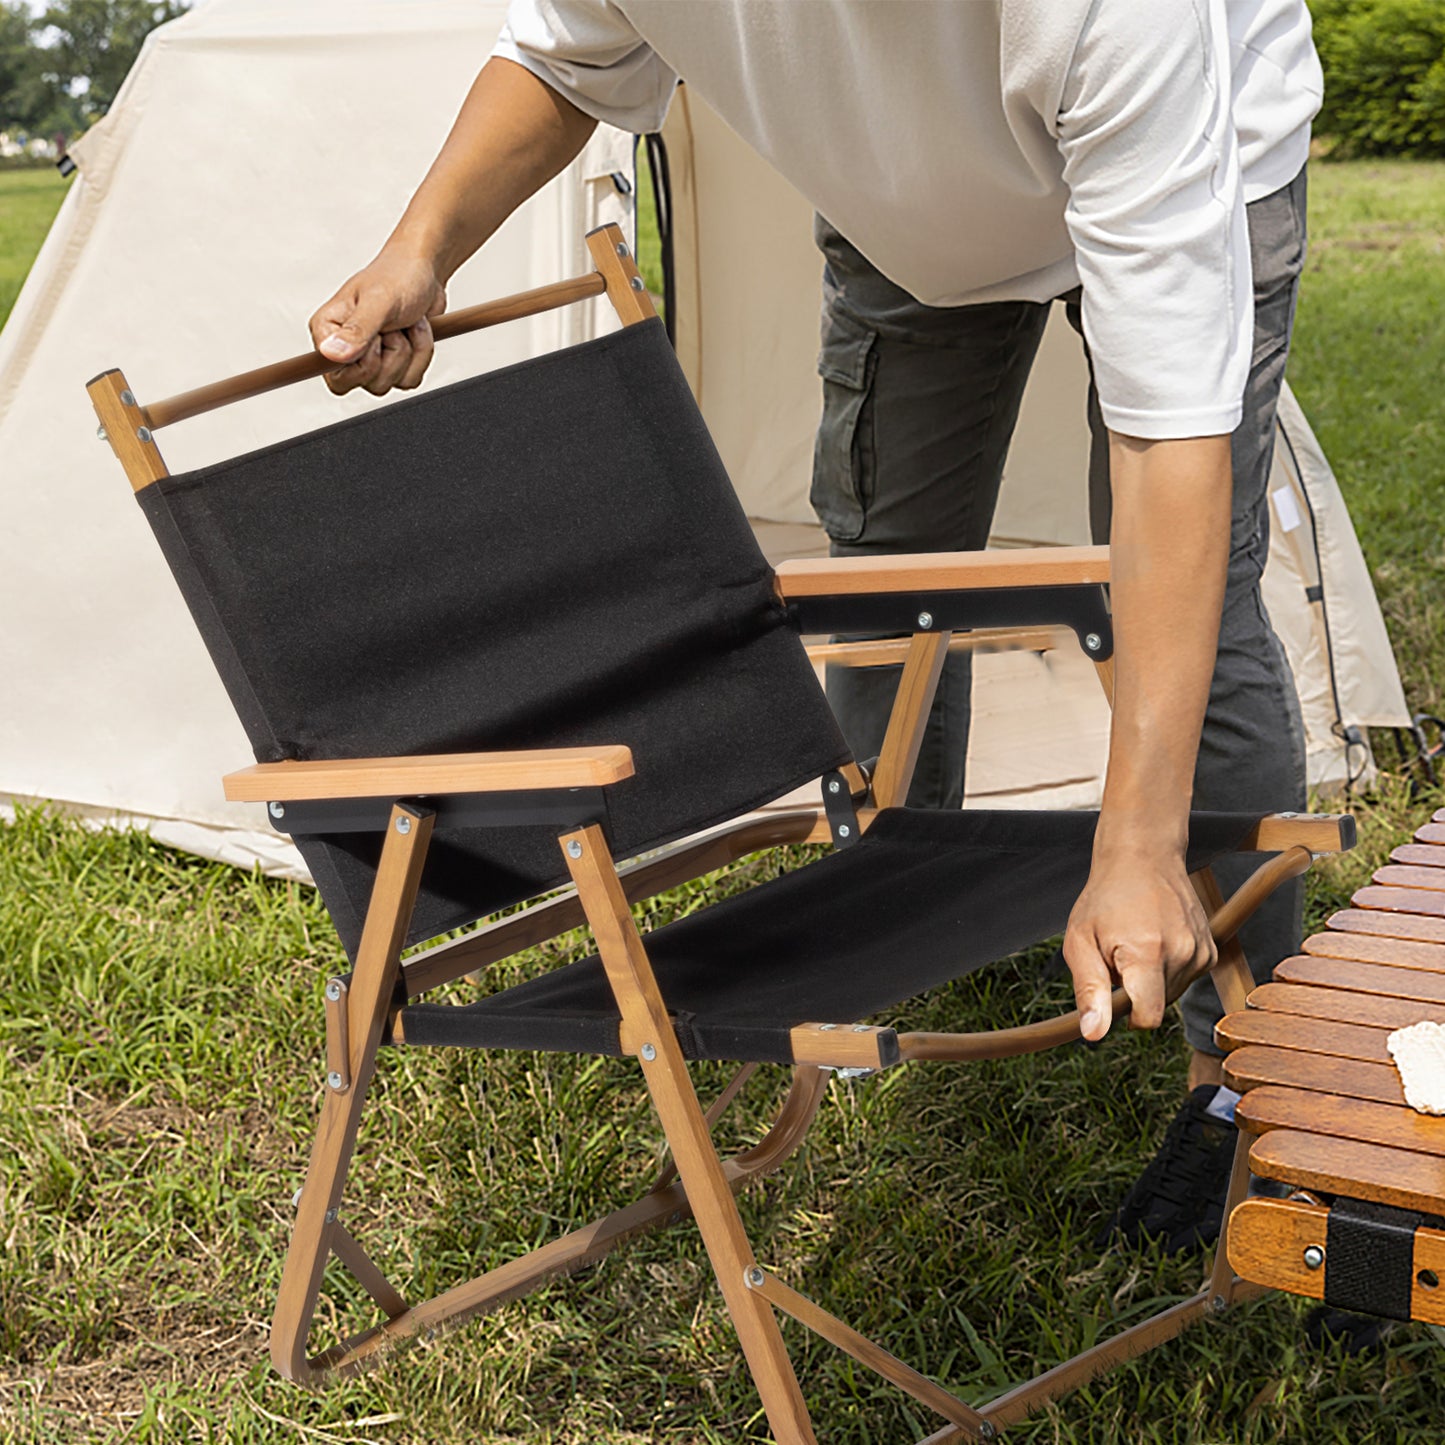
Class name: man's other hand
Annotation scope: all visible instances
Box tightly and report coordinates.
[310,251,447,397]
[1063,849,1216,1042]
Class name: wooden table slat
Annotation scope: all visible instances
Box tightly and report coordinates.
[1224,1045,1405,1106]
[1390,844,1445,869]
[1351,886,1445,919]
[1249,1130,1445,1214]
[1373,864,1445,892]
[1236,1085,1445,1158]
[1274,955,1445,1004]
[1216,1011,1393,1064]
[1302,931,1445,971]
[1325,909,1445,945]
[1250,981,1445,1030]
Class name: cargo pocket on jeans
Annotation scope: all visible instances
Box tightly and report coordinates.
[810,311,878,543]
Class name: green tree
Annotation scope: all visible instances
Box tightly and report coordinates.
[0,2,58,131]
[40,0,188,119]
[1312,0,1445,158]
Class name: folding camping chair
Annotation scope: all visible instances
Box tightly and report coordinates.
[88,223,1355,1442]
[1218,808,1445,1332]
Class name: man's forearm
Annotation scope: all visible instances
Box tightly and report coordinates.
[1061,433,1231,1040]
[1099,433,1232,859]
[388,57,599,281]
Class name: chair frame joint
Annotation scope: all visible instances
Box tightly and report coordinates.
[823,769,861,848]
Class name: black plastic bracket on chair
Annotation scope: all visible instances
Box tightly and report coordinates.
[822,770,860,849]
[788,583,1114,662]
[266,787,612,837]
[1323,1197,1445,1320]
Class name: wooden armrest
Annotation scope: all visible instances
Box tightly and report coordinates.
[774,545,1109,599]
[1240,813,1356,855]
[223,746,634,803]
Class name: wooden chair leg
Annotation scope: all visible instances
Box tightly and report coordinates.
[1208,1126,1262,1308]
[872,630,952,810]
[1193,864,1258,1017]
[563,824,819,1445]
[1093,655,1116,707]
[271,803,435,1383]
[281,1060,830,1382]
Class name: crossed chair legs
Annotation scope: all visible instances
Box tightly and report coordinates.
[270,801,1320,1443]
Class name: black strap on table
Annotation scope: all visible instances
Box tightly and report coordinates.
[1324,1197,1425,1320]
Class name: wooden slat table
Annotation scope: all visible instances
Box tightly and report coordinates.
[1218,807,1445,1324]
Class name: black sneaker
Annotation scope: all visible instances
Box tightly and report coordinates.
[1096,1085,1237,1255]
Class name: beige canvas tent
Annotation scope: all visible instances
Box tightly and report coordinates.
[0,0,631,875]
[0,5,1410,879]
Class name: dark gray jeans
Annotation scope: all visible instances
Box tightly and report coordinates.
[813,167,1310,1055]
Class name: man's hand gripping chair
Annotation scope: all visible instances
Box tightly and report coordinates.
[89,226,1353,1442]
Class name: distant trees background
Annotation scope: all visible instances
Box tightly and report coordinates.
[1312,0,1445,158]
[1,1,188,141]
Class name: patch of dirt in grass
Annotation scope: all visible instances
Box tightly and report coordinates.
[70,1091,296,1174]
[0,1311,267,1435]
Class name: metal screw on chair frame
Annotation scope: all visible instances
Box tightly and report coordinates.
[1085,632,1102,652]
[746,1266,765,1287]
[136,426,153,443]
[828,778,841,794]
[120,389,136,407]
[324,1207,338,1224]
[327,1070,345,1092]
[96,425,108,442]
[852,1024,870,1033]
[325,980,342,1002]
[838,824,851,838]
[917,611,933,630]
[566,839,583,858]
[1210,1294,1228,1315]
[269,801,285,819]
[819,1023,838,1031]
[640,1043,657,1061]
[616,241,630,257]
[629,276,646,291]
[395,816,412,835]
[978,1422,997,1441]
[1303,1245,1325,1270]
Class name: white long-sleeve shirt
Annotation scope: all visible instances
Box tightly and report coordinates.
[495,0,1321,439]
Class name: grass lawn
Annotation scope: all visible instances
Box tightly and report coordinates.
[1,162,1443,1442]
[0,169,70,331]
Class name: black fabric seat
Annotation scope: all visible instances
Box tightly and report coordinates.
[401,807,1263,1062]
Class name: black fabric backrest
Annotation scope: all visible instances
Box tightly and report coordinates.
[138,319,851,956]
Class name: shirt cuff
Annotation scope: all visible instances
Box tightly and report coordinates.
[1096,399,1243,441]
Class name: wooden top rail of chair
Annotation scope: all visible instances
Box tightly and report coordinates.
[88,224,652,491]
[222,745,635,803]
[140,273,610,432]
[773,545,1110,598]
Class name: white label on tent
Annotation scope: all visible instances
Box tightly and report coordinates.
[1272,485,1303,534]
